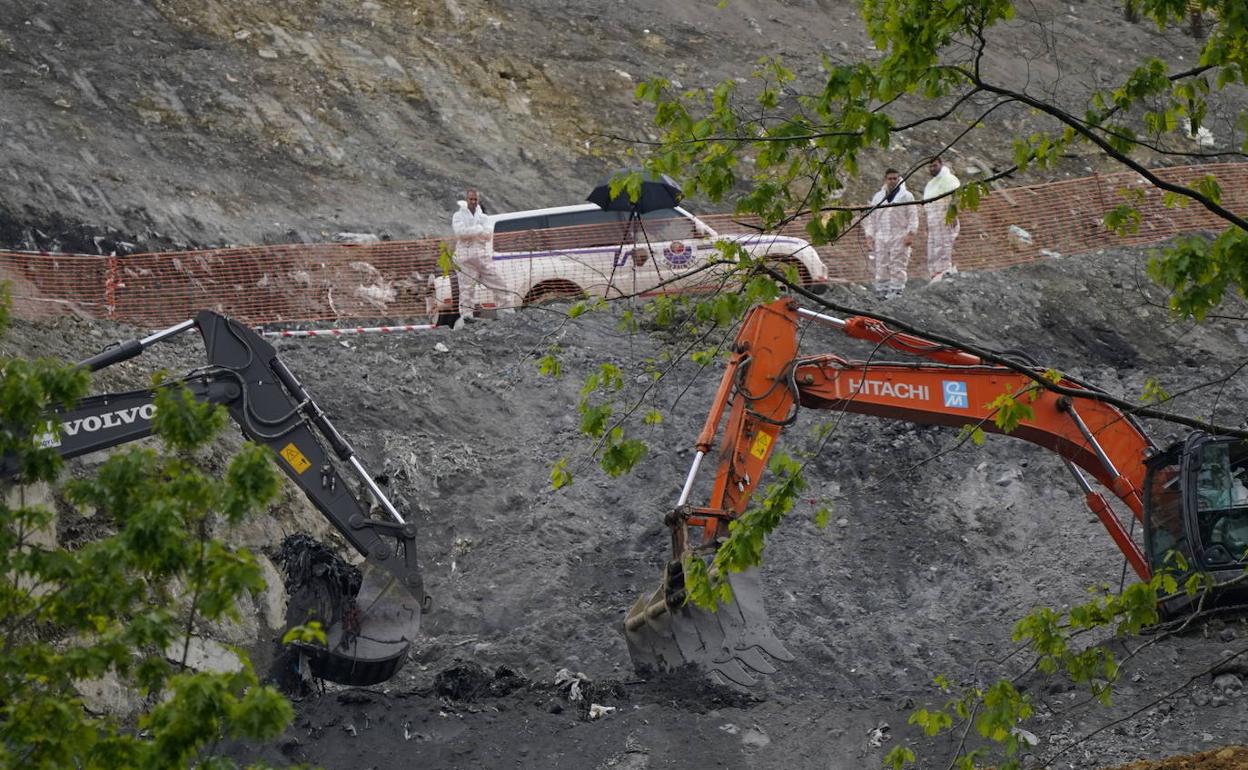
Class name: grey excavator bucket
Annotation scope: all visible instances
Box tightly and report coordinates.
[278,535,422,686]
[624,560,793,688]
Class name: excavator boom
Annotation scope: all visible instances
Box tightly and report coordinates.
[624,298,1223,688]
[3,312,428,686]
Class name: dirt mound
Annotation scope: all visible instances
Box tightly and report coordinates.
[1107,746,1248,770]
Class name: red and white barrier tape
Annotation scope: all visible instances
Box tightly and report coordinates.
[260,323,438,339]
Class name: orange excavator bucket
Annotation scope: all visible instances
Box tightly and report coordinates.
[624,559,793,688]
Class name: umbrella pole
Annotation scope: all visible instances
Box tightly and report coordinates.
[634,211,661,286]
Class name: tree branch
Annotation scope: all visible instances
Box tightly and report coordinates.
[955,68,1248,233]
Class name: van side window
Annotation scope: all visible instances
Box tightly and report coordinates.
[546,210,630,249]
[494,215,549,253]
[494,215,546,233]
[640,208,699,242]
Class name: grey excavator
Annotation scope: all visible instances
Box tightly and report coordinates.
[0,311,429,686]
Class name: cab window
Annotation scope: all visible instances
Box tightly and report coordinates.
[1193,441,1248,565]
[1145,458,1192,572]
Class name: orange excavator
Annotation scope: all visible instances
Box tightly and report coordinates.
[624,299,1248,687]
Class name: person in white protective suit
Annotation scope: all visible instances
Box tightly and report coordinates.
[862,168,918,299]
[451,189,506,320]
[922,156,961,282]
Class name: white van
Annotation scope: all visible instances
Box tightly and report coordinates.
[429,202,829,315]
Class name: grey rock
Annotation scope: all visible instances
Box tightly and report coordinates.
[740,727,770,750]
[1212,673,1244,696]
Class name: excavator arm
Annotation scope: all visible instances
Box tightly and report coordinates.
[627,299,1163,687]
[2,312,428,686]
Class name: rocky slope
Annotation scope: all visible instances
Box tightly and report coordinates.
[2,0,1242,251]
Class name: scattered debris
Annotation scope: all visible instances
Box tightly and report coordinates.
[1008,224,1034,248]
[1184,119,1216,148]
[555,667,591,702]
[867,722,891,748]
[334,232,382,244]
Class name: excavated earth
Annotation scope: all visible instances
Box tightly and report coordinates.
[4,248,1248,769]
[3,0,1248,768]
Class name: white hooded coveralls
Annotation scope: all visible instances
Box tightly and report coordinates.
[862,182,918,293]
[922,166,961,277]
[452,200,505,314]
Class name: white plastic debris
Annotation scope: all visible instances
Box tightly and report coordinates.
[1007,224,1034,247]
[1184,119,1216,148]
[434,342,450,353]
[588,703,616,720]
[554,667,591,702]
[334,232,381,244]
[867,722,890,747]
[1012,727,1040,747]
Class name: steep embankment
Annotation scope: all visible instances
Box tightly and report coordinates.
[1,0,1237,250]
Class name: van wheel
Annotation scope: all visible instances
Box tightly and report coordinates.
[524,281,585,306]
[766,258,811,289]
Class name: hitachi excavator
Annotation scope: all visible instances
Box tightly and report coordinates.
[625,298,1248,687]
[0,312,429,687]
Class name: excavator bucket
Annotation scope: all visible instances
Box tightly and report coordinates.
[279,535,423,687]
[624,562,793,688]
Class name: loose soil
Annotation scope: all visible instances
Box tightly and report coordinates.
[5,247,1247,769]
[1107,746,1248,770]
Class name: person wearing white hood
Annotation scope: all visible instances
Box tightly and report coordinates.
[862,168,918,299]
[451,188,504,321]
[922,156,961,282]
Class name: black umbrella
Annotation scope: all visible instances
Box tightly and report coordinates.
[586,170,684,213]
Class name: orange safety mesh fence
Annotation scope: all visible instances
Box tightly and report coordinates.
[0,163,1244,328]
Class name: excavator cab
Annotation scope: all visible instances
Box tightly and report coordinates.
[1146,435,1248,579]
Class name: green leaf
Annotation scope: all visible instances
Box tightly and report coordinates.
[884,746,916,769]
[281,621,327,646]
[814,506,831,529]
[437,241,456,276]
[551,457,572,490]
[538,350,563,378]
